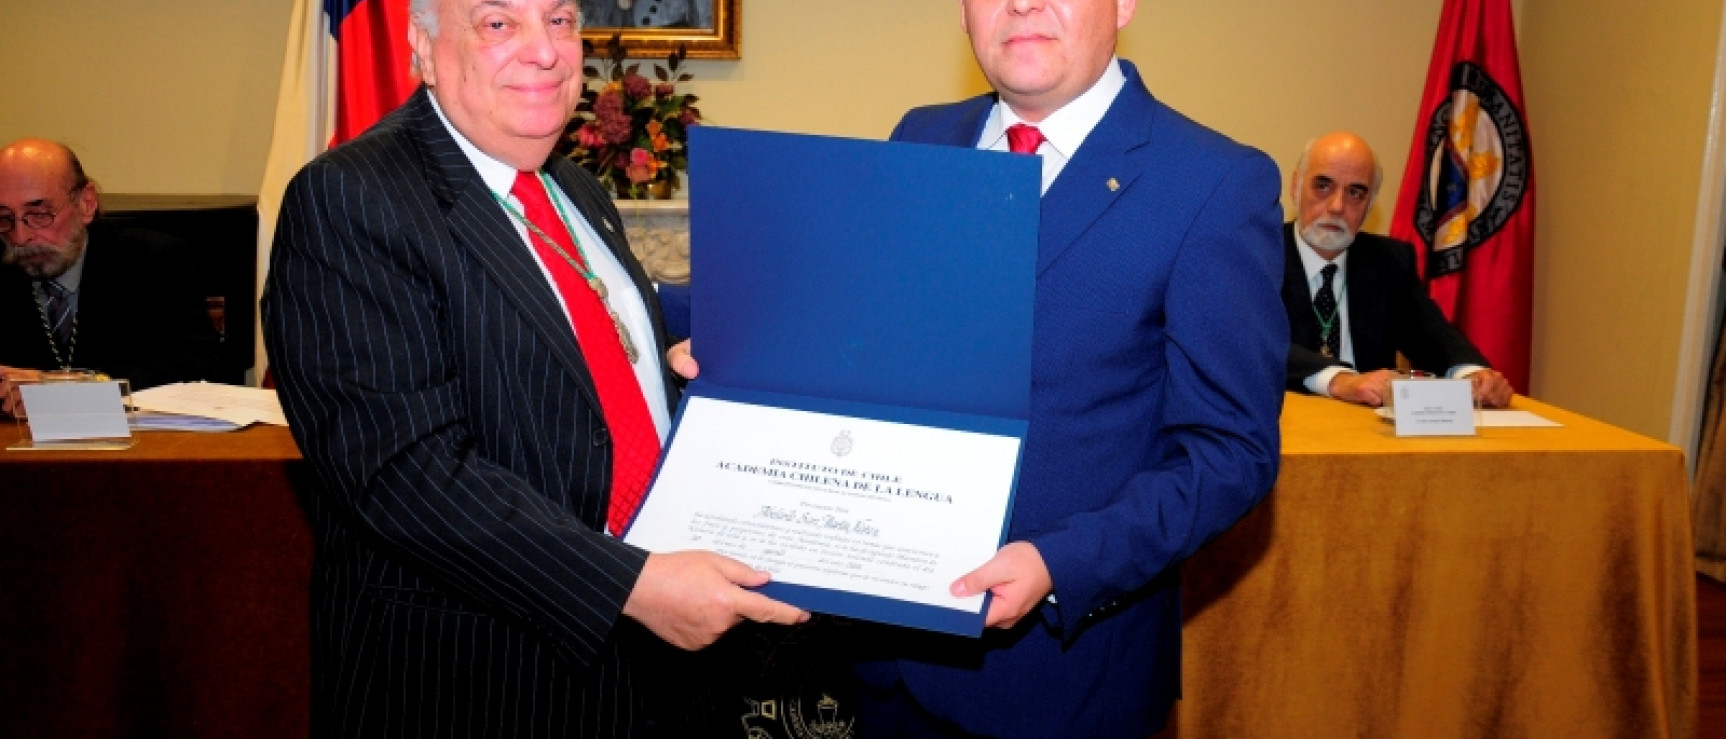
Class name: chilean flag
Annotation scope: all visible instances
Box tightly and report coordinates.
[255,0,415,381]
[1388,0,1536,393]
[327,0,418,145]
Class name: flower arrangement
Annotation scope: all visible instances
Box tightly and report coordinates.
[564,33,702,199]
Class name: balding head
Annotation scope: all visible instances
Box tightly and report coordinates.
[0,139,98,279]
[1290,131,1380,258]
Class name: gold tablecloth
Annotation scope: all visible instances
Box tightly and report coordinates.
[1169,393,1698,738]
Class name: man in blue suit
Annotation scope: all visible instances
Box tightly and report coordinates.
[861,0,1287,735]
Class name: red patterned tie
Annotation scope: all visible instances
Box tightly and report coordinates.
[510,171,660,535]
[1006,123,1046,155]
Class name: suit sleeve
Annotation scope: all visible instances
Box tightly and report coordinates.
[1032,151,1287,629]
[262,159,646,670]
[1287,344,1346,392]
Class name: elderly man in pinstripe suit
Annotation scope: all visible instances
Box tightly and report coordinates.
[261,0,805,735]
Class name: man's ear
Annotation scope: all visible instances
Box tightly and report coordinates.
[410,22,436,86]
[74,182,98,226]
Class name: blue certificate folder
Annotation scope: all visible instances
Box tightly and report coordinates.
[671,126,1038,636]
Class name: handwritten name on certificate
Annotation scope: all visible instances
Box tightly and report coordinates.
[625,396,1022,624]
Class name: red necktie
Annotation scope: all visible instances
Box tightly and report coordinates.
[510,171,660,535]
[1006,123,1046,155]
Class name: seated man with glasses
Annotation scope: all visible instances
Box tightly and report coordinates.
[0,139,224,414]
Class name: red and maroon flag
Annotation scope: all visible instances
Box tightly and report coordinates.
[1389,0,1536,392]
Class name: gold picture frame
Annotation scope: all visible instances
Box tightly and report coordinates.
[579,0,741,60]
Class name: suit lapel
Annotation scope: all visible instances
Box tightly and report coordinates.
[1035,63,1156,275]
[402,89,604,411]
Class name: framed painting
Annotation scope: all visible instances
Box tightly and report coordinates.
[579,0,741,59]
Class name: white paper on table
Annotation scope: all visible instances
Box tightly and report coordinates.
[129,411,244,432]
[1378,407,1562,427]
[129,382,287,427]
[626,396,1020,616]
[1478,409,1562,427]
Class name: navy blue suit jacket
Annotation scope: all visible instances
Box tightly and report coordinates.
[876,60,1286,738]
[263,88,684,737]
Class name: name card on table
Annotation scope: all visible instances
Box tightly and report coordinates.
[9,379,135,450]
[1390,378,1476,437]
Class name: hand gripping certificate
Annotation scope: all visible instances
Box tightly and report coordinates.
[623,127,1039,636]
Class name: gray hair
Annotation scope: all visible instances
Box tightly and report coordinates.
[409,0,438,76]
[410,0,440,35]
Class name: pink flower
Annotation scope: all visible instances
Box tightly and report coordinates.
[680,110,699,127]
[625,148,662,183]
[575,124,606,149]
[655,83,675,98]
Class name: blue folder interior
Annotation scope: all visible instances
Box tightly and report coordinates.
[672,126,1040,636]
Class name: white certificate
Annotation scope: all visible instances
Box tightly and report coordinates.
[624,394,1023,636]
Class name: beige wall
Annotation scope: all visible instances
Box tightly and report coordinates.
[3,0,1721,442]
[0,0,291,194]
[1,1,1444,208]
[1521,0,1724,438]
[681,1,1444,232]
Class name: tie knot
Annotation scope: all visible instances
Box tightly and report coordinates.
[510,170,547,205]
[1006,124,1046,155]
[1320,263,1338,282]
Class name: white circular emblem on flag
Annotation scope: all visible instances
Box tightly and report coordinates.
[1413,61,1531,278]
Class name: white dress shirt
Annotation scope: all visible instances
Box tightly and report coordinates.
[976,57,1127,194]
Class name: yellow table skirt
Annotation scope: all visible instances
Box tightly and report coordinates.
[1167,393,1697,738]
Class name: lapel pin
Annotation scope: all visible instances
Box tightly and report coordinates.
[1106,178,1120,192]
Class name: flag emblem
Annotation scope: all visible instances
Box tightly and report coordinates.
[1412,61,1531,278]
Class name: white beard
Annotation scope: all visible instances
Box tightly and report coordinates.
[1299,215,1357,252]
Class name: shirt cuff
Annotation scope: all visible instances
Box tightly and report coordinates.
[1448,364,1487,379]
[1306,366,1353,396]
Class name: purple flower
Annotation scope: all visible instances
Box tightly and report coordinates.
[591,101,632,146]
[623,73,652,101]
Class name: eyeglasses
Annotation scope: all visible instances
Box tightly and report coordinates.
[0,185,85,236]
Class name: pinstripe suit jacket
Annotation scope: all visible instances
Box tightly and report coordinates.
[262,88,683,738]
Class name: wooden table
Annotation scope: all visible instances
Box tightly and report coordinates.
[1167,393,1698,738]
[0,423,311,738]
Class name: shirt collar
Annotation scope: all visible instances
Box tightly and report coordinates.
[429,93,521,197]
[1293,224,1349,281]
[979,57,1127,158]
